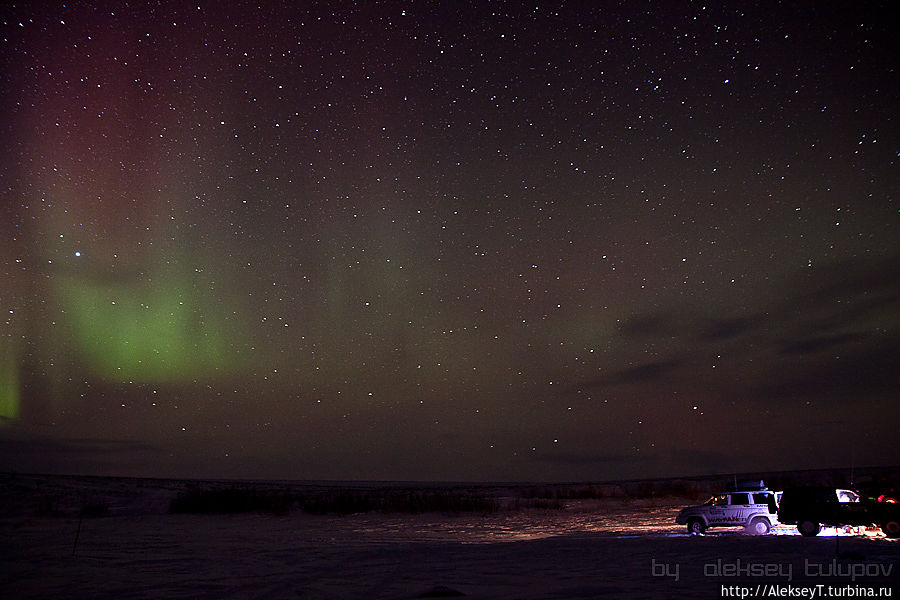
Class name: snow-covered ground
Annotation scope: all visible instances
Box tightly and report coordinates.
[2,474,897,599]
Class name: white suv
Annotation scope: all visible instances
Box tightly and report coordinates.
[676,486,780,535]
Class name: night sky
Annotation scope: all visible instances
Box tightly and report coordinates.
[1,1,897,482]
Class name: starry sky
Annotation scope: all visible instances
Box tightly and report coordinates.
[1,1,897,482]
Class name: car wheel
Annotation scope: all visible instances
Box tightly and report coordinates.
[687,518,706,534]
[798,520,820,537]
[747,517,771,535]
[881,520,900,538]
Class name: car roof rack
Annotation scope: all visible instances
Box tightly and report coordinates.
[730,479,768,491]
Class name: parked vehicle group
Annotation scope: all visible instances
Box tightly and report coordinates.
[674,479,899,538]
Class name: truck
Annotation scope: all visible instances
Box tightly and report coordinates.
[777,486,900,537]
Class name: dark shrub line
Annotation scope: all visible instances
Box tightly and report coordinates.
[168,487,501,516]
[169,488,293,515]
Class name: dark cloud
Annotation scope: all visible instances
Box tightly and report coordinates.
[753,338,900,402]
[794,257,900,305]
[772,258,900,335]
[579,359,683,389]
[0,434,162,475]
[616,313,681,339]
[780,333,867,355]
[0,435,157,456]
[610,361,683,385]
[698,315,768,341]
[538,451,657,468]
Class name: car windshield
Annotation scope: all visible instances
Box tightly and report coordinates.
[837,490,860,503]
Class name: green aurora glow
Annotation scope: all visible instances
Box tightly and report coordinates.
[0,338,19,421]
[54,265,240,383]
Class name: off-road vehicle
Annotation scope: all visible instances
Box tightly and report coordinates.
[675,481,779,535]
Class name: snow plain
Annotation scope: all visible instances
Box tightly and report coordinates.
[2,474,897,599]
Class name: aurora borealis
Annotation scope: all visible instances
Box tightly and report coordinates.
[1,1,897,482]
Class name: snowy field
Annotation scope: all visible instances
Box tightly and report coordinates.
[2,474,897,599]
